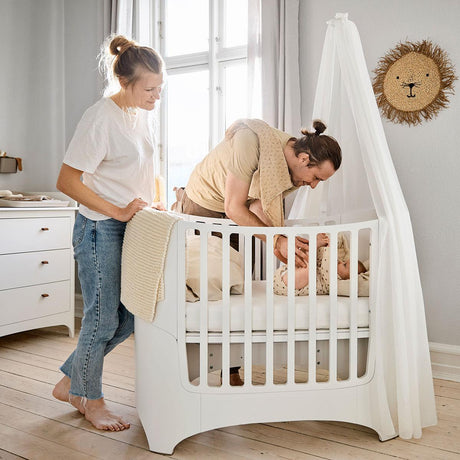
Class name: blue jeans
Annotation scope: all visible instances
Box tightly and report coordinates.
[60,213,134,399]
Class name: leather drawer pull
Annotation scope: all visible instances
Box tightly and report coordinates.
[41,260,49,264]
[41,227,49,231]
[41,293,49,298]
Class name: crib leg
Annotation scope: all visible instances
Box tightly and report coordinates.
[135,318,201,454]
[378,433,399,442]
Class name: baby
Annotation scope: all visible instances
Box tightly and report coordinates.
[273,233,367,296]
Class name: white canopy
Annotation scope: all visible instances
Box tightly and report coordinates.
[290,13,436,438]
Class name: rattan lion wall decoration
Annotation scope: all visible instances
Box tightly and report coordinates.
[372,40,457,126]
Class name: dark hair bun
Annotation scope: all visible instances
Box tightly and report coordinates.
[313,120,327,136]
[109,35,134,56]
[300,120,327,137]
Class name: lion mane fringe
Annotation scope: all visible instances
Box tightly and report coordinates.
[372,40,457,126]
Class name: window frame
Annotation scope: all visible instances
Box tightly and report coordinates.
[151,0,248,204]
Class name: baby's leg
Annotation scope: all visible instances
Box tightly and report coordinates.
[282,265,309,290]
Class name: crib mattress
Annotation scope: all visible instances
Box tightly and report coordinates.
[185,281,369,332]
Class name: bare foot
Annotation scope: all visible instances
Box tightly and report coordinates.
[84,398,130,431]
[230,372,244,386]
[52,375,86,414]
[53,375,85,414]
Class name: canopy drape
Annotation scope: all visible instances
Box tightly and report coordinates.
[289,13,437,438]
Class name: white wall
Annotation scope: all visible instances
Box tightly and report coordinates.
[0,0,103,191]
[299,0,460,346]
[0,0,65,191]
[64,0,105,147]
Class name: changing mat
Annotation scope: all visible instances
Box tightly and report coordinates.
[186,281,370,332]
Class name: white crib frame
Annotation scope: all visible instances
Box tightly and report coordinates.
[134,216,397,454]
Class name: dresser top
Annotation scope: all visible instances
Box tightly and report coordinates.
[0,191,78,211]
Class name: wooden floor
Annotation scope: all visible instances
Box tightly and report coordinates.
[0,323,459,460]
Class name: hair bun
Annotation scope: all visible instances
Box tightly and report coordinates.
[313,120,327,136]
[300,120,327,137]
[109,35,134,56]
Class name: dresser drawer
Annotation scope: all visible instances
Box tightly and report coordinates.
[0,217,71,254]
[0,281,71,326]
[0,249,71,290]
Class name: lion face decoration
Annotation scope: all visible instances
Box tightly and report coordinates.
[373,40,457,126]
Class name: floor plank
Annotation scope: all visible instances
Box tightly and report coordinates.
[269,420,459,460]
[435,395,460,422]
[189,429,324,459]
[0,357,135,407]
[220,423,399,459]
[0,447,27,460]
[0,347,135,391]
[0,424,96,460]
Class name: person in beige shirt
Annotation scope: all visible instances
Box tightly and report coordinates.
[173,119,342,267]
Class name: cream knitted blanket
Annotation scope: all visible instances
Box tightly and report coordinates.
[121,208,180,322]
[226,119,294,226]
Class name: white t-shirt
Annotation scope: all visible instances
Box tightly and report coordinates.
[63,97,156,221]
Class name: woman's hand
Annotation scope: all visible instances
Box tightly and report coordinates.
[116,198,148,222]
[274,235,309,267]
[152,201,166,211]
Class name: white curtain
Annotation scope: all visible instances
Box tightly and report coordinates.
[290,13,437,438]
[248,0,301,134]
[105,0,151,43]
[108,0,134,37]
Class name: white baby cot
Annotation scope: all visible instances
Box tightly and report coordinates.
[126,13,436,454]
[133,213,396,454]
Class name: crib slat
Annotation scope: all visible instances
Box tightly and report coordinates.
[287,233,296,385]
[243,231,253,386]
[177,225,187,384]
[265,234,274,386]
[199,231,209,388]
[254,238,261,281]
[308,231,317,384]
[349,229,359,380]
[366,223,379,379]
[329,231,338,383]
[221,231,230,388]
[238,233,245,258]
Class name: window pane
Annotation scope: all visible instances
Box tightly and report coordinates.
[223,0,248,48]
[164,0,209,56]
[223,62,248,128]
[166,70,209,206]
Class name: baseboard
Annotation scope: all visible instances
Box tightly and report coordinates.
[75,293,83,319]
[430,342,460,382]
[72,295,460,383]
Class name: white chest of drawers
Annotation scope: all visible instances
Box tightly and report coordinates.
[0,199,77,337]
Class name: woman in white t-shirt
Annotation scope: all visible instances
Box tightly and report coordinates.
[52,35,164,432]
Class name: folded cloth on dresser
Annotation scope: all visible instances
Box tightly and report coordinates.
[121,208,180,322]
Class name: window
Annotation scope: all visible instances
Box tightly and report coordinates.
[154,0,250,206]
